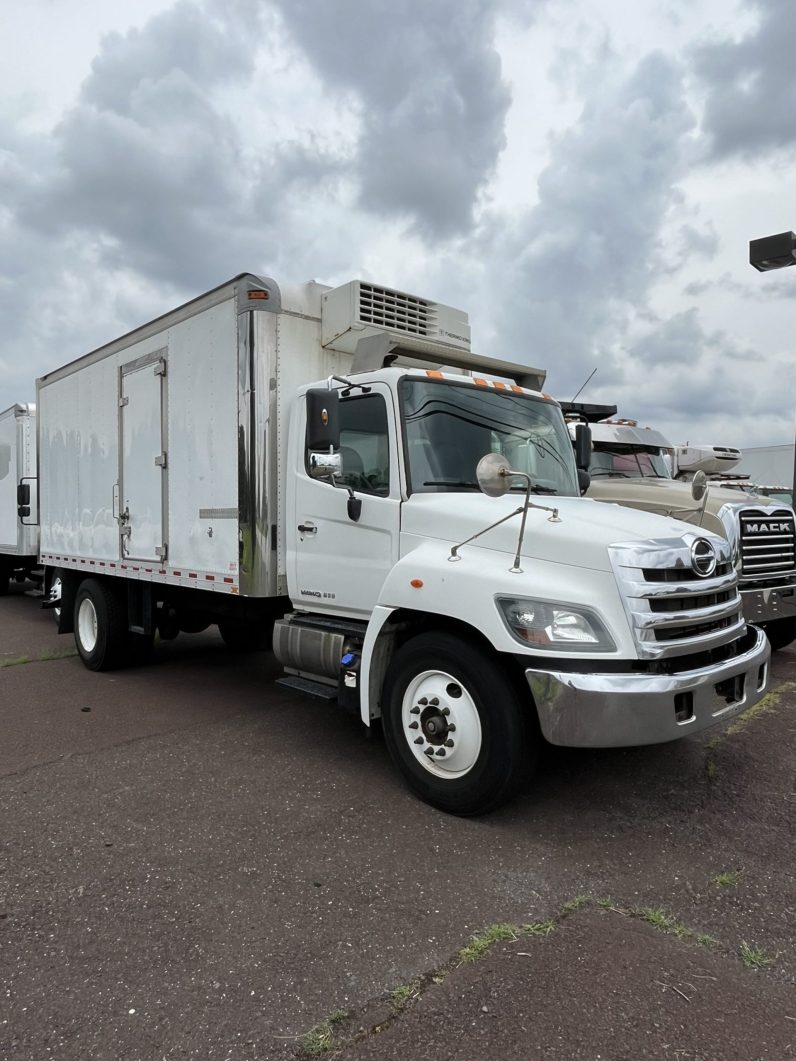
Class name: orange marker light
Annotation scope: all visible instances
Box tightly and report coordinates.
[425,370,444,379]
[248,290,269,300]
[474,377,488,386]
[410,579,424,589]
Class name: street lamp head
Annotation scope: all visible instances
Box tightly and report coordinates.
[749,231,796,272]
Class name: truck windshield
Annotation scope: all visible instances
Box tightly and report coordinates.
[590,446,670,479]
[400,378,579,495]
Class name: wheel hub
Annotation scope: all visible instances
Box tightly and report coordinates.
[401,673,479,779]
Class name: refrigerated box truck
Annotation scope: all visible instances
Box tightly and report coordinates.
[36,275,771,813]
[0,403,38,594]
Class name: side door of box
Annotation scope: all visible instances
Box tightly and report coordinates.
[119,352,168,563]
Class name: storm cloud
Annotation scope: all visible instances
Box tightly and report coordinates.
[696,0,796,159]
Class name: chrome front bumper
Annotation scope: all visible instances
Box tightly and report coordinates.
[526,627,771,748]
[740,582,796,625]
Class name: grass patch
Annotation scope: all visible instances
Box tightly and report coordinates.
[712,870,742,888]
[705,680,796,782]
[524,919,556,937]
[390,984,417,1013]
[457,923,517,964]
[738,942,775,970]
[299,1010,348,1056]
[561,895,590,914]
[696,933,719,948]
[1,647,78,668]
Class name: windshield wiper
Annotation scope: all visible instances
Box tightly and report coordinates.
[529,485,558,494]
[423,479,479,488]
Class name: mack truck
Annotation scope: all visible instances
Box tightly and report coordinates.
[0,403,38,595]
[561,403,796,652]
[34,276,771,814]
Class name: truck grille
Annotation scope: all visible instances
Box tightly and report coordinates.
[609,536,744,660]
[358,283,432,337]
[738,508,795,578]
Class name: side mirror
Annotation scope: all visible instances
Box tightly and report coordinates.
[691,469,708,502]
[17,483,30,506]
[574,423,592,471]
[306,388,340,451]
[577,468,591,496]
[476,453,512,497]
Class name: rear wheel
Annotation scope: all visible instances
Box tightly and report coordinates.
[74,579,127,671]
[382,631,535,815]
[0,563,9,597]
[763,617,796,652]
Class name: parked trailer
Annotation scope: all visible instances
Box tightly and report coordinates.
[0,403,38,595]
[37,276,771,813]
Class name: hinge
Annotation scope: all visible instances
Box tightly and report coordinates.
[154,359,167,377]
[119,396,129,407]
[155,453,167,468]
[155,544,168,560]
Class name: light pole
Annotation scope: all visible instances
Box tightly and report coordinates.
[748,231,796,500]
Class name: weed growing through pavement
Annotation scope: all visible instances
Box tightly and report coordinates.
[0,647,78,668]
[390,984,417,1013]
[457,923,517,964]
[524,920,556,937]
[300,1011,347,1056]
[561,895,590,914]
[712,870,742,888]
[738,942,775,970]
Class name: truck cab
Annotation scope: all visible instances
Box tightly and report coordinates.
[562,403,796,651]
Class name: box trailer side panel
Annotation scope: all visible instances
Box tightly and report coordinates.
[0,405,38,557]
[40,295,241,587]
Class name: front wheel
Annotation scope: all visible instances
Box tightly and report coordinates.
[762,617,796,652]
[382,632,535,816]
[74,578,127,671]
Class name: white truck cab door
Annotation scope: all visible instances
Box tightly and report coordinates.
[288,385,400,617]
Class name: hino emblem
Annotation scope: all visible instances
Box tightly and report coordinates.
[691,538,717,578]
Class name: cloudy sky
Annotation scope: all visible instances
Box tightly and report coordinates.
[2,0,795,449]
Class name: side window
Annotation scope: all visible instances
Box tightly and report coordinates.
[338,395,390,497]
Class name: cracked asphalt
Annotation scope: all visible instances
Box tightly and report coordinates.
[1,582,794,1060]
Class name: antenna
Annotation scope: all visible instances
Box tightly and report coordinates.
[570,367,597,404]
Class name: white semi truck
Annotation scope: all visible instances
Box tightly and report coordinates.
[561,404,796,652]
[0,403,38,595]
[36,276,771,813]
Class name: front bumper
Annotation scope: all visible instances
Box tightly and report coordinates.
[526,626,770,748]
[740,582,796,625]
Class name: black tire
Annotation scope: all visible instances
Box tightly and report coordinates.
[0,566,9,597]
[762,617,796,652]
[218,619,271,652]
[382,631,535,816]
[73,578,127,671]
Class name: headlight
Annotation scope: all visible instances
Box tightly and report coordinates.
[497,597,616,652]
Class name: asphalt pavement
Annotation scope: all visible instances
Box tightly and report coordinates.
[1,582,794,1060]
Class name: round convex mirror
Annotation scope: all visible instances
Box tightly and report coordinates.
[476,453,512,497]
[691,469,708,502]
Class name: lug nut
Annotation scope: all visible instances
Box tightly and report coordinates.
[447,724,456,732]
[413,737,424,745]
[410,706,420,715]
[424,747,435,757]
[441,707,450,717]
[408,721,419,730]
[429,697,439,707]
[444,739,455,748]
[435,748,446,757]
[418,697,428,706]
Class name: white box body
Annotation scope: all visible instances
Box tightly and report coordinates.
[0,403,38,559]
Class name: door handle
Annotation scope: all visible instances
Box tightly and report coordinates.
[297,523,317,535]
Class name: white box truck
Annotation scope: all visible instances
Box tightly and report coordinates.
[0,403,38,595]
[37,275,771,813]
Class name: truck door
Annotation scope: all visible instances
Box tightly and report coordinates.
[119,352,167,563]
[289,385,400,617]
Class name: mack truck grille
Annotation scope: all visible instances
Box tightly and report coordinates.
[609,537,744,660]
[738,508,796,578]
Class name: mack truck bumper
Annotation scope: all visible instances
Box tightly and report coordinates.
[525,626,770,748]
[740,582,796,624]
